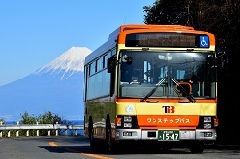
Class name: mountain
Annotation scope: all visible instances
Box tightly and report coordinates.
[0,46,92,121]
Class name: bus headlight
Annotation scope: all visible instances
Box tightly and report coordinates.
[197,116,216,129]
[203,116,212,128]
[124,123,132,128]
[204,123,212,128]
[204,117,211,122]
[124,116,132,128]
[115,115,139,129]
[124,116,132,122]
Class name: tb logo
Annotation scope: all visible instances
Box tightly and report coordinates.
[162,106,175,113]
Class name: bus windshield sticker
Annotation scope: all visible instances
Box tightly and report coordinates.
[200,36,209,48]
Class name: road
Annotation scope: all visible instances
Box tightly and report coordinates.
[0,136,240,159]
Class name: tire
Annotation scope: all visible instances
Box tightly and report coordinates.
[105,117,115,153]
[189,142,204,153]
[89,117,96,150]
[89,128,97,149]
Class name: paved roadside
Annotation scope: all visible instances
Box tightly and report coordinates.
[205,144,240,150]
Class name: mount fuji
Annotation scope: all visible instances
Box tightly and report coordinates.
[0,47,92,121]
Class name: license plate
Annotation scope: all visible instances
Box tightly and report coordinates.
[158,130,179,141]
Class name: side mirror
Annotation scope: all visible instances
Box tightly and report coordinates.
[107,56,116,97]
[107,56,116,73]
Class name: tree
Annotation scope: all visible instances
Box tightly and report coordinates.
[20,112,37,124]
[19,112,38,136]
[0,119,5,125]
[143,0,188,25]
[19,111,63,136]
[0,111,73,137]
[37,111,61,124]
[37,111,62,136]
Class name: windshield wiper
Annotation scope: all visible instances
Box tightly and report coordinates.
[171,79,196,103]
[140,78,166,102]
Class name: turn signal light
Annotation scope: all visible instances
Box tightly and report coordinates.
[214,118,219,127]
[116,117,121,126]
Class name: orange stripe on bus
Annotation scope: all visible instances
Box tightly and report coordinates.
[137,115,199,127]
[139,126,196,130]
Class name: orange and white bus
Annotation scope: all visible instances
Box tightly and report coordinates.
[83,24,219,153]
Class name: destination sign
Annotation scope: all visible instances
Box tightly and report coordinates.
[125,33,209,48]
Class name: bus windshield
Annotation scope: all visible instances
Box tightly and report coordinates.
[118,51,216,99]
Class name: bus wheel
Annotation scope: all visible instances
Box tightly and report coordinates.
[106,118,114,153]
[89,118,96,149]
[89,128,97,149]
[189,141,204,153]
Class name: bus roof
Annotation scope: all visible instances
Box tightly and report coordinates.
[108,24,195,40]
[85,24,215,65]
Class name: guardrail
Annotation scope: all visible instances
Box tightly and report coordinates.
[0,122,84,137]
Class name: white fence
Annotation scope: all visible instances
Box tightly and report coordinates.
[0,122,84,137]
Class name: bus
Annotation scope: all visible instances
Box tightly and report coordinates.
[83,24,219,153]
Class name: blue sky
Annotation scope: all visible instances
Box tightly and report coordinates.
[0,0,155,86]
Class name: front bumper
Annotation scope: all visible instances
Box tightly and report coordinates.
[115,129,217,141]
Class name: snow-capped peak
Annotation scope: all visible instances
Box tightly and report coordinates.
[35,46,92,79]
